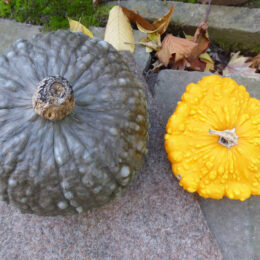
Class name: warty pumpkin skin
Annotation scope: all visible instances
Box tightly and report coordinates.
[0,30,149,216]
[165,75,260,201]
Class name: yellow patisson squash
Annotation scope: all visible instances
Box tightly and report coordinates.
[165,75,260,201]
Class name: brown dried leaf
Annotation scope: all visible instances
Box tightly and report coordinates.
[121,6,155,31]
[156,34,197,67]
[92,0,99,6]
[223,52,260,79]
[152,5,175,35]
[169,54,186,70]
[186,58,206,72]
[123,5,174,35]
[192,21,210,59]
[2,0,10,3]
[151,60,164,73]
[247,54,260,73]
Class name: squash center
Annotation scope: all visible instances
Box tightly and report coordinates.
[209,128,238,148]
[32,76,75,121]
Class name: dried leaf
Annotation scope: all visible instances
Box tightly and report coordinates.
[139,33,161,52]
[2,0,10,4]
[152,5,175,35]
[104,6,135,53]
[184,33,194,41]
[192,21,210,59]
[247,54,260,73]
[92,0,99,6]
[123,5,174,35]
[199,52,214,72]
[136,5,174,35]
[156,34,197,67]
[151,60,164,73]
[136,22,158,34]
[169,54,186,70]
[223,52,260,79]
[68,18,94,38]
[122,6,155,31]
[187,58,206,72]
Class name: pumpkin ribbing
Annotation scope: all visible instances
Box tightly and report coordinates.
[165,75,260,201]
[0,30,149,216]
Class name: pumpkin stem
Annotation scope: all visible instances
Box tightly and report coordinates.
[209,128,238,148]
[32,76,75,121]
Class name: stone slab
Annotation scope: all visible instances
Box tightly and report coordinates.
[0,26,222,259]
[117,0,260,53]
[0,18,42,54]
[153,69,260,260]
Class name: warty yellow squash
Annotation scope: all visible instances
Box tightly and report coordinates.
[165,75,260,201]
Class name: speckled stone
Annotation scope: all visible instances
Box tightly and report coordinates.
[0,52,222,259]
[153,69,260,260]
[116,0,260,53]
[0,18,42,54]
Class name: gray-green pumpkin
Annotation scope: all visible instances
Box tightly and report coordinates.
[0,30,149,216]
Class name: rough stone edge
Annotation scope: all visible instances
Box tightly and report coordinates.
[113,0,260,53]
[122,53,223,259]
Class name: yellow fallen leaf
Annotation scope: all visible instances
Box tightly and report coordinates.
[184,33,194,41]
[104,5,135,53]
[139,36,161,52]
[199,52,214,72]
[68,18,94,38]
[139,33,161,53]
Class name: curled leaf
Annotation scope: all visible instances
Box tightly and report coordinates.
[192,21,210,59]
[247,54,260,73]
[223,52,260,79]
[123,5,174,35]
[199,53,214,72]
[121,6,155,31]
[156,34,197,67]
[152,5,175,35]
[104,5,135,53]
[139,33,161,52]
[151,60,164,73]
[68,18,94,38]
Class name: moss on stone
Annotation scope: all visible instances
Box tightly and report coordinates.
[0,0,113,31]
[252,45,260,54]
[213,38,259,55]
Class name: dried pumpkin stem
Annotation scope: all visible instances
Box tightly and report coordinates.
[32,76,75,121]
[209,128,238,148]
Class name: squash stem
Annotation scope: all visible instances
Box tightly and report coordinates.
[32,76,75,121]
[209,128,238,148]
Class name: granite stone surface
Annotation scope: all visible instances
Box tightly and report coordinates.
[116,0,260,53]
[0,18,42,54]
[0,26,222,258]
[153,69,260,260]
